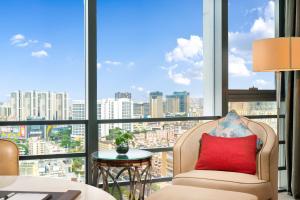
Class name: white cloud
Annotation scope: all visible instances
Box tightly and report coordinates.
[169,72,191,85]
[253,79,269,89]
[10,34,52,51]
[31,50,48,58]
[163,35,204,85]
[250,17,274,37]
[10,34,28,47]
[104,60,122,65]
[44,42,52,48]
[97,62,102,69]
[16,42,29,47]
[228,1,274,77]
[10,34,39,47]
[166,65,191,85]
[166,35,203,63]
[229,54,251,77]
[10,34,25,44]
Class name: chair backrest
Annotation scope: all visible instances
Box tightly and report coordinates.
[0,139,19,175]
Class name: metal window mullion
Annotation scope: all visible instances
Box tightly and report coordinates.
[275,0,287,190]
[84,0,98,185]
[214,0,228,116]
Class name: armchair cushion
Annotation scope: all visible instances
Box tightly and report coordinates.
[195,133,257,174]
[173,170,273,200]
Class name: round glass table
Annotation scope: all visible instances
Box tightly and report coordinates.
[91,149,153,200]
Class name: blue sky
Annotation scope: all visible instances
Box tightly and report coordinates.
[0,0,275,102]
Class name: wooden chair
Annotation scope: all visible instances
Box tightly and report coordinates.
[0,139,19,175]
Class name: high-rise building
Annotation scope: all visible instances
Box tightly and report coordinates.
[0,102,11,121]
[9,90,69,121]
[71,100,102,138]
[98,98,133,137]
[55,92,69,120]
[10,91,21,120]
[173,91,190,113]
[115,92,131,100]
[133,103,143,118]
[71,100,85,137]
[133,102,150,118]
[71,98,133,138]
[149,91,163,118]
[165,95,180,114]
[143,103,150,117]
[113,98,132,131]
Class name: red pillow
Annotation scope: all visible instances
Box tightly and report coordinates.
[195,133,257,174]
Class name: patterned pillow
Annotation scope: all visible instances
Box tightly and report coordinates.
[210,110,263,151]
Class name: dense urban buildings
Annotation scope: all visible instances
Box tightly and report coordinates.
[0,89,276,182]
[6,90,69,121]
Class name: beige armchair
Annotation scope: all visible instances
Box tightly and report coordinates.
[173,117,278,200]
[0,139,19,175]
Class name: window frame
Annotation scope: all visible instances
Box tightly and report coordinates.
[0,0,286,189]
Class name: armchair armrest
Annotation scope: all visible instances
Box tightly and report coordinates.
[254,122,278,181]
[256,122,278,200]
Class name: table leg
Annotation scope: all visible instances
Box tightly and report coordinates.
[128,168,134,200]
[109,168,128,200]
[99,166,109,192]
[96,167,101,188]
[141,165,152,198]
[139,164,152,200]
[128,164,152,200]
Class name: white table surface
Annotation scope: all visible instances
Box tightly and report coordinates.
[0,176,115,200]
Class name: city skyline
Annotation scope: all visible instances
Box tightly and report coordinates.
[0,90,197,121]
[0,89,276,183]
[0,0,275,103]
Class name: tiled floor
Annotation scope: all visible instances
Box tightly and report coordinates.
[279,193,294,200]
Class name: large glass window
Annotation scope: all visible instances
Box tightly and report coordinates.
[0,0,84,121]
[0,0,286,190]
[96,0,205,184]
[0,0,85,181]
[228,0,285,190]
[97,0,204,124]
[228,0,275,89]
